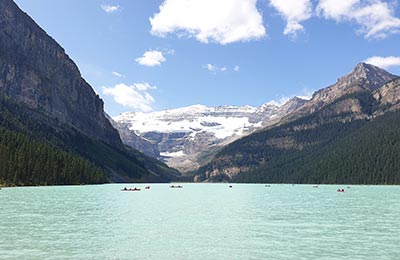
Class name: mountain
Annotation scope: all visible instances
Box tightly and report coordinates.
[113,99,307,173]
[373,77,400,112]
[107,115,160,159]
[197,63,400,184]
[285,63,396,121]
[0,0,179,185]
[0,0,119,146]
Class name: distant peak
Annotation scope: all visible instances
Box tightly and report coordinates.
[353,62,382,74]
[335,62,397,91]
[289,96,307,102]
[355,62,369,68]
[352,62,373,74]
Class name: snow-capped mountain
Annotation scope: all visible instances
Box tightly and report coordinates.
[113,98,307,173]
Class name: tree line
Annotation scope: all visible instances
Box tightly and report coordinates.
[0,126,106,186]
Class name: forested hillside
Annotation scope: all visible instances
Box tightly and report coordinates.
[199,87,400,184]
[0,127,105,186]
[0,93,178,186]
[234,111,400,184]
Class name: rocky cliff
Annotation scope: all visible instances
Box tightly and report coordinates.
[373,78,400,111]
[285,63,397,121]
[0,0,120,146]
[0,0,180,184]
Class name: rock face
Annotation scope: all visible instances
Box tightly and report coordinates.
[373,78,400,109]
[0,0,180,183]
[0,0,120,146]
[107,115,160,158]
[286,63,397,120]
[113,99,306,173]
[199,63,399,182]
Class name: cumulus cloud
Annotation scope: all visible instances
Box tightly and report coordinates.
[133,82,157,91]
[136,50,166,67]
[149,0,266,45]
[364,56,400,69]
[101,4,120,13]
[317,0,400,39]
[269,0,313,37]
[102,83,156,112]
[234,66,240,72]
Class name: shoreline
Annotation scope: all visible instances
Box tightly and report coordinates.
[2,182,400,188]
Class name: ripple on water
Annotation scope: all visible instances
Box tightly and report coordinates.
[0,184,399,260]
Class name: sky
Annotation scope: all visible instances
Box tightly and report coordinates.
[14,0,400,116]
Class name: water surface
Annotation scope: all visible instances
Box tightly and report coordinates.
[1,184,399,260]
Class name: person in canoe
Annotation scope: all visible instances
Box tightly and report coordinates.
[121,187,141,191]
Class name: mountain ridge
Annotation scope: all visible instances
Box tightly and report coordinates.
[114,62,397,177]
[196,63,400,183]
[113,97,307,173]
[0,0,121,146]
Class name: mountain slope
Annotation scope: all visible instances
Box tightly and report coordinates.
[285,63,397,121]
[234,109,400,184]
[0,0,179,185]
[113,99,307,173]
[198,64,400,184]
[0,0,120,146]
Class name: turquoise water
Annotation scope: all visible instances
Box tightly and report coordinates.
[1,184,400,260]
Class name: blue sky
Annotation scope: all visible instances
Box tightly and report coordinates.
[14,0,400,116]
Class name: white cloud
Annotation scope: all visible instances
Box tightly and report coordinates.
[204,64,230,73]
[267,96,291,107]
[136,50,166,67]
[269,0,313,37]
[133,82,157,91]
[267,89,313,106]
[101,4,120,13]
[112,71,124,78]
[317,0,400,39]
[205,64,241,73]
[205,64,218,72]
[364,56,400,69]
[149,0,266,45]
[102,83,156,112]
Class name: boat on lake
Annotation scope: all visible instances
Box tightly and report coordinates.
[121,187,141,192]
[170,185,183,188]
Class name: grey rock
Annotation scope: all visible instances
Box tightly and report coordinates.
[285,62,397,121]
[113,98,306,173]
[0,0,121,146]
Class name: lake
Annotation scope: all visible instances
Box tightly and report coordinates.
[1,184,399,260]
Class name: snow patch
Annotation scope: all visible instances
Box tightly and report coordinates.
[114,104,265,140]
[160,151,185,157]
